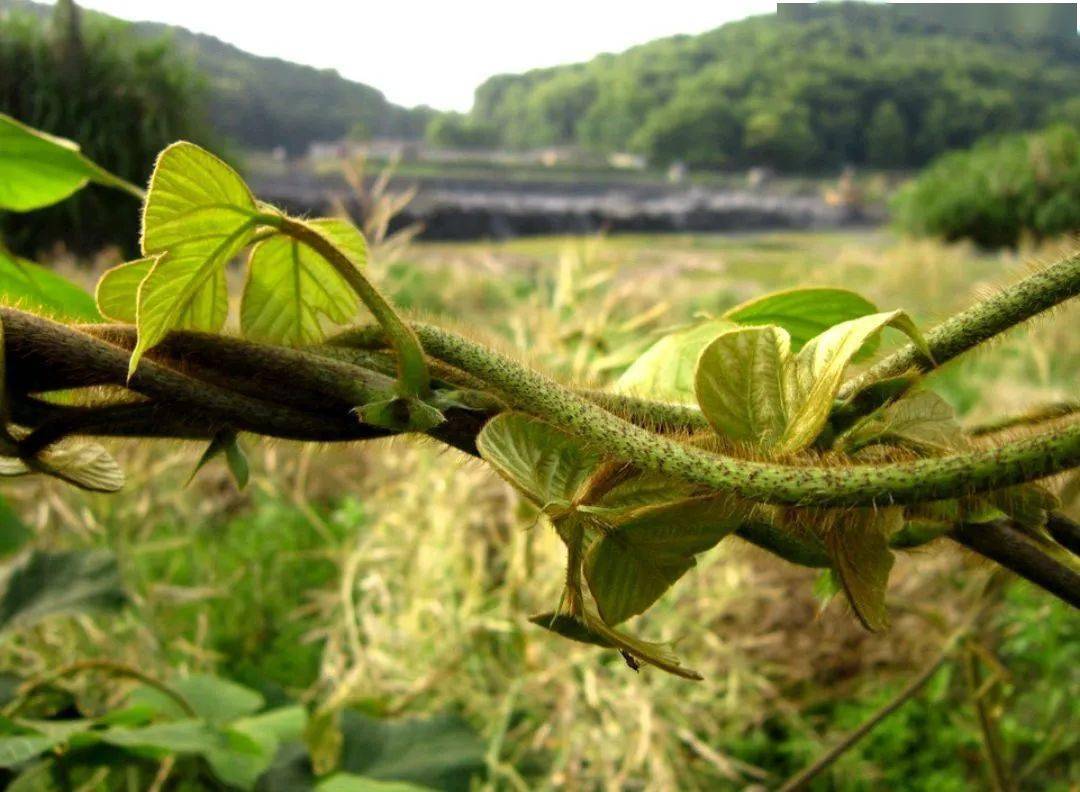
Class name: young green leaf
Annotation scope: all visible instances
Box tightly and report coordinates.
[584,495,747,625]
[28,440,126,492]
[126,142,261,376]
[476,412,602,512]
[781,311,930,453]
[723,286,879,354]
[695,310,930,454]
[0,245,101,322]
[95,257,157,322]
[0,112,142,211]
[840,390,964,454]
[825,508,901,632]
[188,430,249,490]
[614,318,737,404]
[240,218,363,345]
[692,325,791,447]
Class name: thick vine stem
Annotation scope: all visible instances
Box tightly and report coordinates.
[952,520,1080,609]
[838,251,1080,402]
[272,215,432,398]
[369,322,1080,507]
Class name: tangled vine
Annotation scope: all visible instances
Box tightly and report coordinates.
[1,118,1078,681]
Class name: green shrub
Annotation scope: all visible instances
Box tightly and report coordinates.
[892,125,1080,248]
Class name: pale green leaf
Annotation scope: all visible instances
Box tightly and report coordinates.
[129,142,260,375]
[0,549,125,631]
[584,495,746,625]
[98,719,233,756]
[825,508,901,632]
[476,412,601,510]
[0,735,58,768]
[0,245,100,321]
[614,318,737,404]
[723,286,879,354]
[36,441,125,492]
[94,257,156,323]
[840,390,964,454]
[693,325,791,446]
[0,112,141,211]
[782,310,929,454]
[241,218,363,345]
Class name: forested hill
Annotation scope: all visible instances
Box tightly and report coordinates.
[0,0,434,155]
[444,2,1080,171]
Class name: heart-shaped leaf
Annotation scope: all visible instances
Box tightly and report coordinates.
[0,112,141,211]
[723,286,879,354]
[123,142,261,375]
[241,218,364,345]
[584,495,747,625]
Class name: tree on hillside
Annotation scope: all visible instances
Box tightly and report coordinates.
[866,100,908,168]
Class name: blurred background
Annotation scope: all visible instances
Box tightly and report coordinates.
[0,1,1078,789]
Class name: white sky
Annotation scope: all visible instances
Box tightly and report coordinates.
[40,0,776,110]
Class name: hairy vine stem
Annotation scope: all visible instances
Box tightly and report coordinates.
[350,322,1080,507]
[838,252,1080,402]
[271,215,432,399]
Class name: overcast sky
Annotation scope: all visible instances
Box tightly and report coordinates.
[41,0,776,111]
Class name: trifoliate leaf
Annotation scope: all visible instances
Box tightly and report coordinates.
[240,218,364,345]
[126,142,260,376]
[0,112,142,211]
[723,286,879,355]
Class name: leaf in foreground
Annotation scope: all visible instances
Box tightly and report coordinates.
[0,245,101,322]
[0,112,142,211]
[825,508,901,632]
[125,142,260,375]
[722,286,879,354]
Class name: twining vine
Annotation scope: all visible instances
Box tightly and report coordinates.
[1,118,1079,681]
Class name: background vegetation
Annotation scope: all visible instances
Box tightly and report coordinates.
[0,0,204,256]
[454,3,1078,170]
[893,124,1080,248]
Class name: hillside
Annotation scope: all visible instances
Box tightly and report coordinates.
[0,0,434,155]
[450,2,1080,171]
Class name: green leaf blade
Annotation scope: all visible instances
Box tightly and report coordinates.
[0,113,141,211]
[241,219,363,345]
[0,247,101,322]
[614,318,738,404]
[723,286,879,353]
[694,325,791,446]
